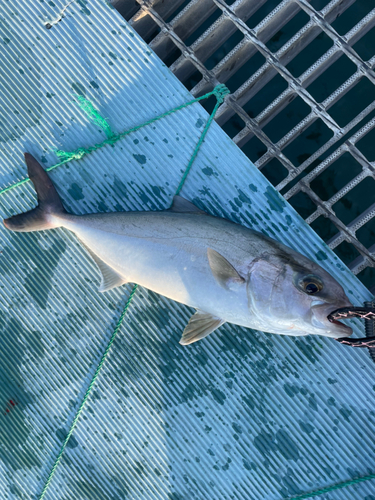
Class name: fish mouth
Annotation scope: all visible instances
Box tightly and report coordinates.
[327,317,353,338]
[311,301,353,338]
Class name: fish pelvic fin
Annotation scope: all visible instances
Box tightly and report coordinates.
[3,153,67,232]
[179,310,225,345]
[78,239,127,292]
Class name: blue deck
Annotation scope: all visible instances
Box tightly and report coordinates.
[0,1,374,498]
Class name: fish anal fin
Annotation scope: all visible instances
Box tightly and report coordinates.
[207,248,245,290]
[98,265,127,293]
[79,240,127,292]
[170,195,207,215]
[179,310,225,345]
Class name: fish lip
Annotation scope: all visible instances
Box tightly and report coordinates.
[325,321,353,338]
[311,302,353,338]
[326,313,353,338]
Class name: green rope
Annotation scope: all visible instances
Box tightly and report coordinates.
[285,473,375,500]
[5,81,374,500]
[54,84,229,162]
[175,98,222,195]
[0,84,229,196]
[73,94,114,138]
[38,284,138,500]
[36,85,228,500]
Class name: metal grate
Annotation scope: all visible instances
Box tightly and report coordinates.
[111,0,375,294]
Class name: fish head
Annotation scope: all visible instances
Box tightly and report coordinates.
[247,250,353,338]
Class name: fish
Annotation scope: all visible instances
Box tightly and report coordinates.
[3,153,353,345]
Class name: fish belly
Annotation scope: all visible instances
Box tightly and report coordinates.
[58,212,251,325]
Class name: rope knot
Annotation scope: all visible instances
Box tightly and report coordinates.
[55,148,87,162]
[213,84,230,103]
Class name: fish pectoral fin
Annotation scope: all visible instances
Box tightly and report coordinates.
[207,248,245,289]
[78,240,127,292]
[170,195,207,215]
[179,310,225,345]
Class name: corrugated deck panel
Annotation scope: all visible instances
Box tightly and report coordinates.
[0,1,374,499]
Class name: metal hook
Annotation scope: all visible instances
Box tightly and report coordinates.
[332,302,375,362]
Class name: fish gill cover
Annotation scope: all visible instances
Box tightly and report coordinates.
[0,1,374,499]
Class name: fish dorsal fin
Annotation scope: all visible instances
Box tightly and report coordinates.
[170,195,207,214]
[79,240,127,292]
[207,248,245,289]
[179,310,225,345]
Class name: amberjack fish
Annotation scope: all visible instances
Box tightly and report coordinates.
[3,154,353,344]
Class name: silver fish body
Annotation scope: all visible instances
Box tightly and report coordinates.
[55,209,353,338]
[4,154,353,344]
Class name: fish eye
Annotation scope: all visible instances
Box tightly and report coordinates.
[298,275,323,295]
[305,282,319,294]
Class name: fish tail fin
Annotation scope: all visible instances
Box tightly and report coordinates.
[3,153,67,232]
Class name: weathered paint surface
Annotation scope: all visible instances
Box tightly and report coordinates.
[0,1,374,499]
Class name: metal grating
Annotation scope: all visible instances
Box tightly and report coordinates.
[112,0,375,294]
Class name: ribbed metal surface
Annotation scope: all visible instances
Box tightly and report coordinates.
[0,1,374,499]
